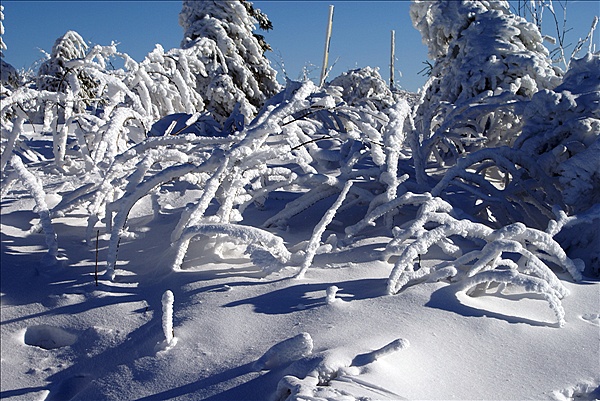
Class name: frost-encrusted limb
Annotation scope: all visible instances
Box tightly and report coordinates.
[9,156,58,265]
[159,290,177,349]
[173,223,291,272]
[384,197,582,326]
[105,163,203,279]
[457,269,567,327]
[295,180,353,279]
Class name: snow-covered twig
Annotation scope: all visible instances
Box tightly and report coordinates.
[295,180,353,279]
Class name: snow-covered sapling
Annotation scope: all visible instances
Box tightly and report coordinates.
[326,286,339,304]
[161,290,176,348]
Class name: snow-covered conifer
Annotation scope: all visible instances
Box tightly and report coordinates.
[179,0,280,123]
[411,0,562,167]
[0,5,18,89]
[37,31,97,103]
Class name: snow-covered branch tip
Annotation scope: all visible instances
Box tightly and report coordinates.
[156,290,177,351]
[384,197,583,327]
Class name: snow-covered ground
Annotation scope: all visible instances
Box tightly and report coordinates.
[1,127,599,401]
[2,1,599,400]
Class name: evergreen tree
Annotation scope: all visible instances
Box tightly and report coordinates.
[37,31,88,92]
[0,5,18,89]
[36,30,99,107]
[179,0,280,124]
[411,0,562,165]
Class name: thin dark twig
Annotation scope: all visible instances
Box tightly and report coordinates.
[290,135,335,151]
[95,229,99,286]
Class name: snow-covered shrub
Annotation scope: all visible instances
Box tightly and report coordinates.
[410,0,562,172]
[123,44,208,122]
[514,53,600,270]
[383,197,583,327]
[515,53,600,215]
[0,88,71,170]
[179,0,280,124]
[550,206,600,276]
[64,74,409,279]
[430,146,563,229]
[326,67,395,111]
[37,31,99,113]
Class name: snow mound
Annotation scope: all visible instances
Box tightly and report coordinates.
[253,332,314,371]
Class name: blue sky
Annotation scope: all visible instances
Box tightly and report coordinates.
[2,1,598,93]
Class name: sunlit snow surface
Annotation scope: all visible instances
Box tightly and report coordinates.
[1,1,599,399]
[1,156,598,400]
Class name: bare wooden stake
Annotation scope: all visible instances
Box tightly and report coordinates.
[390,30,396,90]
[319,5,335,87]
[95,230,99,286]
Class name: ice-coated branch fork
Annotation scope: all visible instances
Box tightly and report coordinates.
[384,197,583,326]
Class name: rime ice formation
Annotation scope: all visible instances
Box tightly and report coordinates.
[410,0,562,167]
[179,0,280,123]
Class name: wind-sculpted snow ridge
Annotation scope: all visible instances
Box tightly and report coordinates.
[383,197,583,327]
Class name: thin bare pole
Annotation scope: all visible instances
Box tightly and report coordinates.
[319,5,335,87]
[95,230,99,286]
[390,30,396,90]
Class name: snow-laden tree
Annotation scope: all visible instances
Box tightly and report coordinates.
[37,31,98,104]
[410,0,562,172]
[179,0,280,124]
[515,53,600,214]
[0,5,18,90]
[515,53,600,271]
[122,44,208,121]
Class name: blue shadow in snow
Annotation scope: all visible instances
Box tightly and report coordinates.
[224,278,388,315]
[425,284,556,327]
